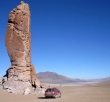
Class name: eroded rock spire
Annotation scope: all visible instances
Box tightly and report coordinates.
[3,1,40,94]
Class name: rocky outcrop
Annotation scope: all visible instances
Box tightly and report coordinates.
[0,77,2,88]
[0,78,2,84]
[3,1,41,94]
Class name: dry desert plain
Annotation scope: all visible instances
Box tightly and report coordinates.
[0,81,110,102]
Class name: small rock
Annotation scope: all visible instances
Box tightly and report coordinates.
[2,77,7,84]
[23,87,30,95]
[0,77,2,85]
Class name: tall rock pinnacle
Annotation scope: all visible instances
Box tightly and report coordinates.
[6,1,31,67]
[3,1,40,94]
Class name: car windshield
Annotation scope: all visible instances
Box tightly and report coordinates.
[46,89,53,92]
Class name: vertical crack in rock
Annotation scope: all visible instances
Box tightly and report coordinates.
[3,1,40,94]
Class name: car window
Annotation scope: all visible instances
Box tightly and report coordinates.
[46,89,52,92]
[54,88,59,92]
[57,89,59,92]
[53,88,56,92]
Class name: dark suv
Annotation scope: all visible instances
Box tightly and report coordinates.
[45,88,61,98]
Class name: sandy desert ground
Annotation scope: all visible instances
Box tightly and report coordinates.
[0,82,110,102]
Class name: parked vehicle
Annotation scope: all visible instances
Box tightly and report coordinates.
[45,87,61,98]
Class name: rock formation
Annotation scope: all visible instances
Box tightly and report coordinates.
[0,77,2,85]
[2,1,41,94]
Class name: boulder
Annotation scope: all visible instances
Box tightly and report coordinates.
[23,87,31,95]
[0,77,3,89]
[0,77,2,85]
[3,80,32,94]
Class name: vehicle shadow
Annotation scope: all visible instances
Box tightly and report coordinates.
[38,97,55,99]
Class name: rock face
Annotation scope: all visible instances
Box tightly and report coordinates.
[0,77,3,89]
[0,77,2,85]
[3,1,40,94]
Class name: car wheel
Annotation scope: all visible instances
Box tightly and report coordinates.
[59,94,61,98]
[45,96,48,98]
[54,95,57,98]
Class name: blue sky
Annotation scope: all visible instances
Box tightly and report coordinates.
[0,0,110,79]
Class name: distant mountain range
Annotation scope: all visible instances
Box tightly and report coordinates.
[86,77,110,82]
[37,71,110,84]
[36,71,86,84]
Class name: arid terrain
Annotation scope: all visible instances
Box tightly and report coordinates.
[0,81,110,102]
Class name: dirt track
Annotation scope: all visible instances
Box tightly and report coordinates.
[0,82,110,102]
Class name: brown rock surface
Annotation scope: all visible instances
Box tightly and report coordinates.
[3,1,40,94]
[5,1,31,67]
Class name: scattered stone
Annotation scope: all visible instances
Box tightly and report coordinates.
[23,87,31,95]
[38,88,46,94]
[2,77,7,83]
